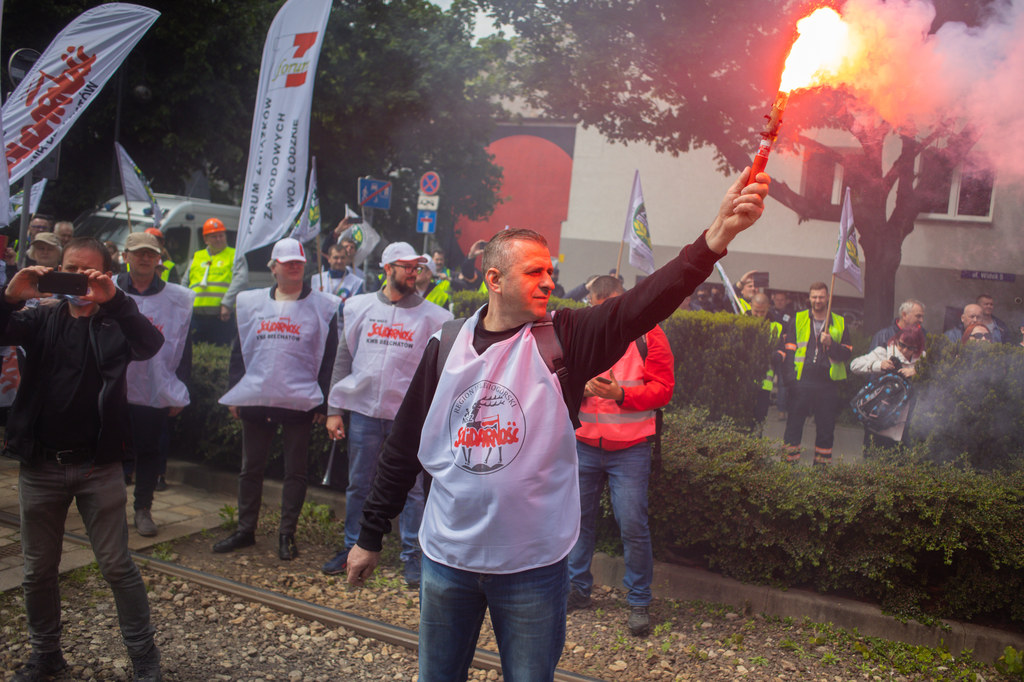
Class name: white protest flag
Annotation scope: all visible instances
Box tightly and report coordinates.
[6,179,47,226]
[833,186,864,293]
[115,142,162,227]
[338,218,381,270]
[289,157,321,243]
[622,170,656,275]
[2,4,159,184]
[714,262,744,314]
[236,0,332,263]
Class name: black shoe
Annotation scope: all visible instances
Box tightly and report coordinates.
[12,651,67,681]
[628,605,650,637]
[131,645,162,682]
[154,475,168,492]
[212,530,255,553]
[566,588,591,612]
[278,533,299,560]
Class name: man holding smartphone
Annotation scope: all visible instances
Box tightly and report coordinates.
[0,237,165,681]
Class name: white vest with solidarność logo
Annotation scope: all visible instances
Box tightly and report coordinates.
[328,292,452,420]
[418,307,580,574]
[219,288,340,411]
[125,283,195,408]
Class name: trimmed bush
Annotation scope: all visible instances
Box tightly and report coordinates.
[650,407,1024,624]
[909,339,1024,471]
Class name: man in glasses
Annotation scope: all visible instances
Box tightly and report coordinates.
[321,242,452,586]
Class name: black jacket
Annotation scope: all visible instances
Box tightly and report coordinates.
[0,290,164,464]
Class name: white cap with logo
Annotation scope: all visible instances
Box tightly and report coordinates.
[379,242,426,267]
[269,238,306,265]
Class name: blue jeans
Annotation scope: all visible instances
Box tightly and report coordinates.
[568,441,654,606]
[345,412,424,563]
[19,461,156,657]
[419,554,568,682]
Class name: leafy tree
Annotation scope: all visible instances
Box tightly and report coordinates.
[475,0,997,331]
[3,0,505,250]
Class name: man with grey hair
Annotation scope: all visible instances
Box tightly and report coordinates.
[870,299,925,351]
[344,170,769,681]
[945,303,983,344]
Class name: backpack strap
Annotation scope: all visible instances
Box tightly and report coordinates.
[531,313,569,396]
[435,313,568,396]
[635,332,648,362]
[435,318,468,383]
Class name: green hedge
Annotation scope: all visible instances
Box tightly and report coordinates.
[651,407,1024,624]
[908,338,1024,471]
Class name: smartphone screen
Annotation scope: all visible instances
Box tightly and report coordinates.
[594,376,612,384]
[37,271,89,296]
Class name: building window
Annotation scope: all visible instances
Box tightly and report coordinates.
[917,149,994,220]
[801,149,843,222]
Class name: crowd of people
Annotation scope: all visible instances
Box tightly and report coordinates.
[0,164,1016,682]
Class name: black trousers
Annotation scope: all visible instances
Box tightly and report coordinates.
[783,381,840,459]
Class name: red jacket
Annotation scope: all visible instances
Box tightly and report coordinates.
[576,324,674,451]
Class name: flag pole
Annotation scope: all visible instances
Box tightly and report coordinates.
[614,239,625,278]
[316,231,324,292]
[825,273,836,321]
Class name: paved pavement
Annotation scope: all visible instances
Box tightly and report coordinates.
[3,427,1022,665]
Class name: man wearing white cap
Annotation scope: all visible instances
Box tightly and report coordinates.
[116,232,196,537]
[321,242,452,586]
[213,238,340,561]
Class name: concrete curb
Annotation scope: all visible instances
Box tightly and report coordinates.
[591,554,1024,665]
[169,459,1024,665]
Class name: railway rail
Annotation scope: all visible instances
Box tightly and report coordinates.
[0,510,602,682]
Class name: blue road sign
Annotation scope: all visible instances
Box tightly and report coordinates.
[416,209,437,234]
[358,177,392,210]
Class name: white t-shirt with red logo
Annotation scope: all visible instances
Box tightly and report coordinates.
[219,288,341,411]
[328,291,452,420]
[125,282,196,408]
[417,308,580,574]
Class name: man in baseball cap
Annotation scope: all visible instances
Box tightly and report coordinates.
[215,236,340,561]
[27,233,62,269]
[117,231,196,537]
[321,241,451,585]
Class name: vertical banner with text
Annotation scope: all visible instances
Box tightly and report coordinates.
[236,0,332,261]
[2,4,160,184]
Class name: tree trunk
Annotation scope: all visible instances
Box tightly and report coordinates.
[858,231,901,334]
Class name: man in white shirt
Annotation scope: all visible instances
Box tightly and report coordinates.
[321,242,452,587]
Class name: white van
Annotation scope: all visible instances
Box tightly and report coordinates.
[73,193,273,287]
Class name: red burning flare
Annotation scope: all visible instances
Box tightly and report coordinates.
[750,8,854,179]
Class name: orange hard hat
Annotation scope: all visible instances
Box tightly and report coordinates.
[202,218,226,236]
[145,227,163,239]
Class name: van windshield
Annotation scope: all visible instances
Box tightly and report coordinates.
[75,215,154,249]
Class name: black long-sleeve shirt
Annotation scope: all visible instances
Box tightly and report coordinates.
[356,231,724,551]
